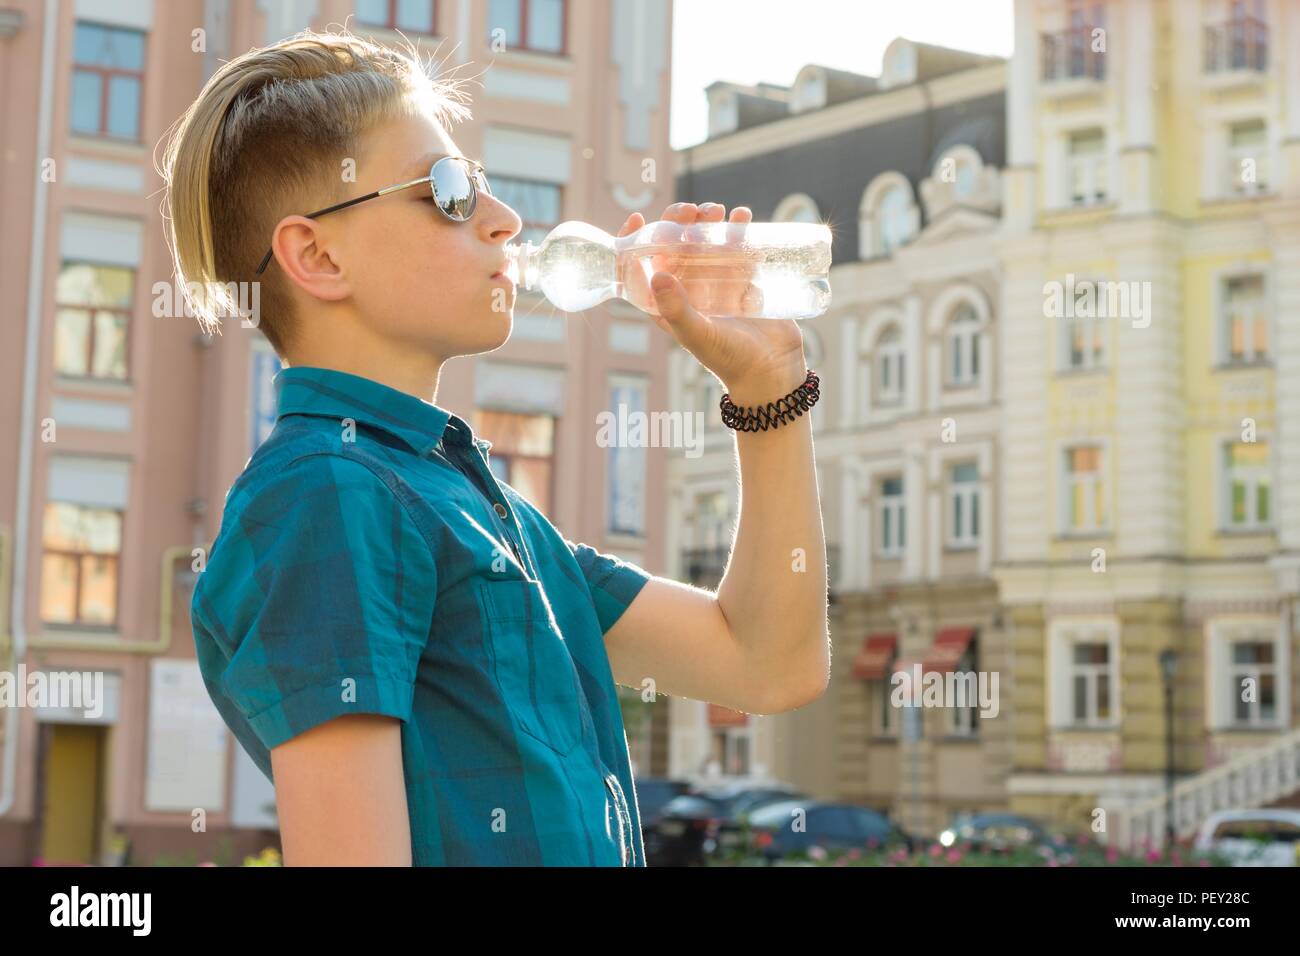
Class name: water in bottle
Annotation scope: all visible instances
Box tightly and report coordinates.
[505,219,832,320]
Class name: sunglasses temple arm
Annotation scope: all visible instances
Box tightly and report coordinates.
[252,187,392,275]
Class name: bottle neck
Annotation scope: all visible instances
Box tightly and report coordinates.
[506,241,538,291]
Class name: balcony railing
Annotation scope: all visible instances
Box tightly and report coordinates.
[1040,26,1105,83]
[1204,16,1268,74]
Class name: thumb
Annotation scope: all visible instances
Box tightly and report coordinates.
[651,271,705,337]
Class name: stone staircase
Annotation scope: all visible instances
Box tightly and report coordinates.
[1112,727,1300,850]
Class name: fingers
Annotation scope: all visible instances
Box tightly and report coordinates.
[660,201,735,223]
[617,212,645,238]
[729,205,752,223]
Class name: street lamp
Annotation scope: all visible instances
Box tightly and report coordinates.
[1158,648,1178,848]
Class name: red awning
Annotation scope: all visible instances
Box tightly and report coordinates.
[852,633,897,680]
[922,627,976,672]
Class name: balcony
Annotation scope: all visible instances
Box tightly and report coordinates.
[1039,27,1105,98]
[1203,16,1268,88]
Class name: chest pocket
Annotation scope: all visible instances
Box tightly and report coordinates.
[476,577,585,757]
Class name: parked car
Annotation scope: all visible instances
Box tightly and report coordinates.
[1193,809,1300,866]
[645,781,807,866]
[938,813,1049,851]
[632,777,693,839]
[719,798,913,862]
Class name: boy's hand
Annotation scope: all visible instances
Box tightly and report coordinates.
[616,202,808,406]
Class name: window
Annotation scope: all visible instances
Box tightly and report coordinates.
[473,409,555,513]
[878,185,913,253]
[1205,0,1268,73]
[949,462,980,549]
[40,502,122,627]
[878,476,905,558]
[1223,441,1270,530]
[1227,119,1267,195]
[774,193,820,223]
[947,304,980,387]
[1041,1,1105,82]
[1070,641,1111,726]
[54,262,132,381]
[487,0,565,54]
[877,672,898,736]
[1062,311,1105,371]
[356,0,435,32]
[490,176,562,245]
[1067,129,1106,206]
[1221,275,1267,364]
[1230,640,1276,725]
[1063,445,1105,533]
[875,327,905,405]
[949,641,979,736]
[71,22,145,140]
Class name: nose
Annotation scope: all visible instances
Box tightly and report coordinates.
[477,190,523,244]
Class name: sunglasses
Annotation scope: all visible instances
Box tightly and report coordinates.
[254,155,491,275]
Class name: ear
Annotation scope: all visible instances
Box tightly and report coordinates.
[268,215,351,303]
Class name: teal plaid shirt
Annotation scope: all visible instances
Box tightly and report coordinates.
[191,365,654,866]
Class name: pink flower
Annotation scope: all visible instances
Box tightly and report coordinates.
[1145,849,1162,864]
[1047,859,1060,867]
[1199,858,1211,868]
[808,844,828,861]
[889,849,909,863]
[928,843,943,858]
[1105,846,1119,864]
[946,849,962,864]
[866,837,879,849]
[847,848,862,860]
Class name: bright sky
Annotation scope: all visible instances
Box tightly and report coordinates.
[670,0,1014,150]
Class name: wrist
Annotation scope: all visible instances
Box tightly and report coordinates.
[722,356,809,407]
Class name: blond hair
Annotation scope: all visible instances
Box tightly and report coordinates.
[158,28,473,356]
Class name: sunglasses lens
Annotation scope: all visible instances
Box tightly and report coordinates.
[431,158,477,220]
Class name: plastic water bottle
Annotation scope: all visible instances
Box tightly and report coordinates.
[505,219,832,320]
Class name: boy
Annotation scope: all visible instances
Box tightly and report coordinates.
[162,29,828,866]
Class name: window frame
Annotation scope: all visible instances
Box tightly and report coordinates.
[71,21,147,142]
[53,259,134,382]
[947,461,980,550]
[1220,438,1271,532]
[877,475,906,559]
[1228,639,1276,727]
[1060,444,1107,535]
[487,0,568,56]
[39,501,124,629]
[355,0,438,33]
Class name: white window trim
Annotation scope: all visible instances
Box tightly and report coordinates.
[947,463,980,550]
[859,304,920,425]
[774,191,820,223]
[1057,439,1111,537]
[1206,615,1287,731]
[1214,269,1270,366]
[859,171,918,259]
[877,476,906,559]
[1057,303,1109,373]
[1217,433,1273,532]
[926,283,993,412]
[1048,616,1121,729]
[1065,128,1108,207]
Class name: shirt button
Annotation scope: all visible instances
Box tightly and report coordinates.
[493,502,508,519]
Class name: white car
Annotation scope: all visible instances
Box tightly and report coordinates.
[1192,809,1300,866]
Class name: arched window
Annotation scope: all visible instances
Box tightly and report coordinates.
[774,192,821,224]
[875,326,905,404]
[947,304,980,386]
[860,172,918,258]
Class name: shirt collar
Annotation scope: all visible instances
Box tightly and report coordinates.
[274,365,489,456]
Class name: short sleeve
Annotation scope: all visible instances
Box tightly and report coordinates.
[205,454,437,751]
[565,538,653,634]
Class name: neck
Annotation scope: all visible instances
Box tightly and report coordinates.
[283,317,446,403]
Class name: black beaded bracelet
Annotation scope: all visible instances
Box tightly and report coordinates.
[719,369,820,432]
